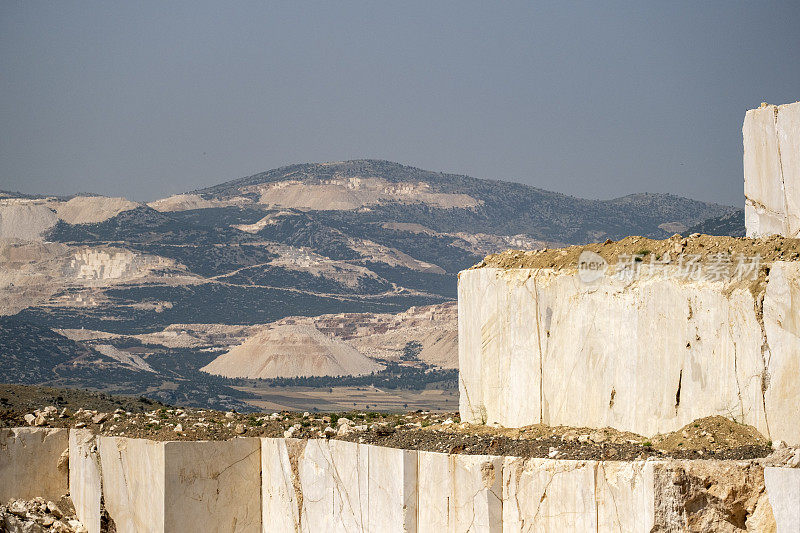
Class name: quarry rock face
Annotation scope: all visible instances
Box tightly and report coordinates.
[265,438,419,532]
[0,428,68,503]
[98,436,261,533]
[764,467,800,532]
[69,429,101,533]
[417,451,503,533]
[458,263,800,445]
[2,431,797,531]
[744,101,800,238]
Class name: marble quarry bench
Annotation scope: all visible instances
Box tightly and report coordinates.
[458,261,800,446]
[744,101,800,238]
[0,427,68,503]
[1,428,799,531]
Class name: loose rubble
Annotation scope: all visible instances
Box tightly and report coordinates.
[0,496,86,533]
[0,386,782,462]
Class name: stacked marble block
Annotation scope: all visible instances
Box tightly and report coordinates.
[0,428,796,532]
[69,430,262,533]
[744,101,800,238]
[0,427,68,502]
[457,263,800,446]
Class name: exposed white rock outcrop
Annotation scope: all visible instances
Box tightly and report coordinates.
[458,264,800,444]
[744,101,800,238]
[0,428,68,503]
[66,249,175,281]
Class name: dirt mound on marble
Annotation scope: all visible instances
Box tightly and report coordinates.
[476,233,800,270]
[653,416,770,452]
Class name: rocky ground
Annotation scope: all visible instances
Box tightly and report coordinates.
[0,496,86,533]
[3,384,797,464]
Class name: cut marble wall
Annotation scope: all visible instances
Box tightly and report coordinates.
[502,458,599,532]
[261,437,303,532]
[98,436,261,533]
[0,427,68,502]
[459,264,800,444]
[98,436,166,533]
[69,429,101,533]
[744,101,800,238]
[4,433,797,532]
[297,439,418,533]
[765,467,800,533]
[163,439,261,533]
[418,451,503,533]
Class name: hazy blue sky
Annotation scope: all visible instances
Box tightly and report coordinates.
[1,2,798,205]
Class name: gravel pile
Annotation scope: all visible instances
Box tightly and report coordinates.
[0,497,85,533]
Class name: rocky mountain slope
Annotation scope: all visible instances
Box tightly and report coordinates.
[0,160,740,408]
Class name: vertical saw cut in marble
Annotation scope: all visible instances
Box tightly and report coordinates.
[765,467,800,533]
[0,428,68,502]
[744,101,800,238]
[69,429,101,533]
[261,437,304,532]
[418,451,503,533]
[459,264,800,444]
[296,439,418,533]
[99,436,261,533]
[98,436,166,533]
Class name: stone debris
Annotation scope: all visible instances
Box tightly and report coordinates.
[0,497,86,533]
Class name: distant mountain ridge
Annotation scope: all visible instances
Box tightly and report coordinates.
[0,159,742,407]
[169,159,736,244]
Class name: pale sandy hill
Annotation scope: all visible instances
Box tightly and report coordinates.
[55,196,139,225]
[201,324,382,378]
[147,193,251,212]
[0,204,59,240]
[241,177,482,211]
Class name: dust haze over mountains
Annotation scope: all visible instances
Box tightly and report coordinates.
[0,160,740,410]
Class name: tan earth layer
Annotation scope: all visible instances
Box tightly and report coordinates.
[475,233,800,270]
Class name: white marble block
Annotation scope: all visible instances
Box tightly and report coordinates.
[296,439,418,533]
[69,429,102,533]
[502,458,598,532]
[418,451,503,533]
[765,467,800,533]
[0,427,68,502]
[98,436,261,533]
[98,436,166,533]
[261,437,304,532]
[744,101,800,238]
[458,264,800,445]
[163,439,262,532]
[595,461,658,532]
